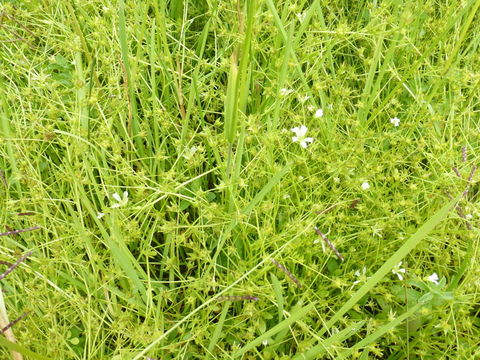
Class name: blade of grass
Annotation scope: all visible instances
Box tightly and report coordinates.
[118,0,143,156]
[270,273,290,349]
[207,302,230,353]
[271,273,284,323]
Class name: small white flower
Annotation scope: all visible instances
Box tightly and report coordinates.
[291,125,314,148]
[307,105,315,112]
[299,95,311,103]
[182,146,198,160]
[282,194,290,199]
[262,339,269,346]
[111,191,129,208]
[392,262,406,280]
[427,272,439,285]
[353,267,367,285]
[296,12,306,22]
[361,182,370,190]
[390,117,400,127]
[314,109,324,118]
[97,212,105,219]
[371,225,383,238]
[280,88,293,96]
[465,214,473,220]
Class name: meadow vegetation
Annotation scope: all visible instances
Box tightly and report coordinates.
[0,0,479,359]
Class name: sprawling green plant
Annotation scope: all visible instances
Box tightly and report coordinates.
[0,0,479,359]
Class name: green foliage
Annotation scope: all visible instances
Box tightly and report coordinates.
[0,0,479,359]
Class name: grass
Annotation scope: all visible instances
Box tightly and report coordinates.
[1,0,479,359]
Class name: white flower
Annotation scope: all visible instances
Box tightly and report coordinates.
[262,339,269,346]
[280,88,293,96]
[465,214,473,219]
[427,272,439,285]
[392,262,406,280]
[314,109,324,118]
[353,267,367,285]
[291,125,314,148]
[111,191,129,208]
[371,225,383,238]
[296,12,306,22]
[97,212,105,219]
[361,182,370,190]
[299,95,311,103]
[390,117,400,127]
[307,105,315,112]
[182,146,198,160]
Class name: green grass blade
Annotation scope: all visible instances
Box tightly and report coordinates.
[118,0,143,156]
[207,302,230,353]
[271,273,284,323]
[224,54,239,145]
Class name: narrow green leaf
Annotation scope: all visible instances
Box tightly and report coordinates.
[207,302,230,352]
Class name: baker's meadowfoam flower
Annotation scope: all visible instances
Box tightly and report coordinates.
[390,117,400,127]
[314,108,324,118]
[280,88,293,96]
[361,182,370,190]
[111,191,129,208]
[392,262,406,280]
[427,272,439,285]
[291,125,314,148]
[353,267,368,286]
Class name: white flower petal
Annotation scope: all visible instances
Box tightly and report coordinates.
[123,191,129,200]
[427,272,439,285]
[361,182,370,190]
[300,141,308,148]
[304,137,314,143]
[112,192,122,202]
[97,212,105,219]
[390,117,400,127]
[111,203,120,209]
[299,125,308,137]
[291,127,300,135]
[292,136,298,142]
[314,109,324,118]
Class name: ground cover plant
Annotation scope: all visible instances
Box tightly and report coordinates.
[0,0,479,359]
